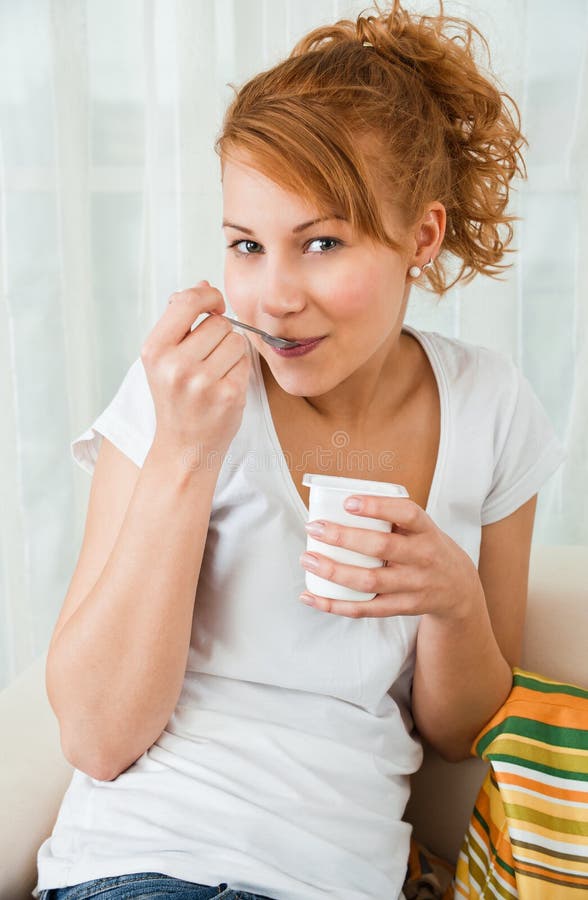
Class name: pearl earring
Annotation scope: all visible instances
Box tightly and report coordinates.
[409,259,434,278]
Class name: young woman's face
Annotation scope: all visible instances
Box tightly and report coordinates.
[221,154,413,398]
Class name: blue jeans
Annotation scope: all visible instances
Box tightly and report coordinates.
[38,872,277,899]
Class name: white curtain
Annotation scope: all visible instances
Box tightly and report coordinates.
[1,0,586,691]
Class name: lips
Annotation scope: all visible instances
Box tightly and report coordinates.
[280,335,325,346]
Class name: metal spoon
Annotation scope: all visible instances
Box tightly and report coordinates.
[219,315,301,349]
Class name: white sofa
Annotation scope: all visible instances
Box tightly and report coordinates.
[1,545,586,900]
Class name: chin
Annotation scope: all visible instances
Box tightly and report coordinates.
[270,366,340,398]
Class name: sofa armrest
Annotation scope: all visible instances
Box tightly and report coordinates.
[0,652,73,900]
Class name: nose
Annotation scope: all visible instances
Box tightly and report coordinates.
[257,258,306,320]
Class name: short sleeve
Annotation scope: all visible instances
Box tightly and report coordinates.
[480,363,567,526]
[71,357,156,475]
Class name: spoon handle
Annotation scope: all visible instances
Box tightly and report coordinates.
[218,315,297,349]
[222,315,272,340]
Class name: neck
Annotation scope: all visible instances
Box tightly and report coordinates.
[262,327,420,436]
[303,331,409,431]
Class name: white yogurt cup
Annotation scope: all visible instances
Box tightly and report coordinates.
[302,474,409,602]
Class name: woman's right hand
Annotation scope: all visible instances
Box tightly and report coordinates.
[140,281,251,462]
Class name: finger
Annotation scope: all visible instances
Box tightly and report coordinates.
[304,519,413,566]
[342,495,428,535]
[299,590,420,618]
[167,279,211,302]
[199,333,251,382]
[147,282,227,350]
[167,279,209,302]
[177,314,241,366]
[300,550,419,597]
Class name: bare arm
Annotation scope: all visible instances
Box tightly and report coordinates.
[47,436,222,781]
[411,494,537,762]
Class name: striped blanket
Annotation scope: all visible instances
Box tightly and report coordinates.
[453,668,588,898]
[403,668,588,900]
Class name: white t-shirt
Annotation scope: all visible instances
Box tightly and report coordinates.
[35,325,566,900]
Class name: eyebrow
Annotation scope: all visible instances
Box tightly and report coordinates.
[221,215,347,235]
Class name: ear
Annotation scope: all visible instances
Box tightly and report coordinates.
[411,202,446,268]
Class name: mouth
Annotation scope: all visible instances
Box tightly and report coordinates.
[270,335,326,358]
[279,335,326,346]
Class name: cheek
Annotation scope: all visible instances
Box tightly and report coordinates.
[325,265,389,319]
[224,264,253,313]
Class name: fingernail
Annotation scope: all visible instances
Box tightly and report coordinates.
[300,552,321,572]
[304,521,325,537]
[299,593,315,606]
[344,497,362,511]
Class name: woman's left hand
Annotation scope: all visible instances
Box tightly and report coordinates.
[299,495,484,619]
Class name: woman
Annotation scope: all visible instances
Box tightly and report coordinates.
[35,2,566,899]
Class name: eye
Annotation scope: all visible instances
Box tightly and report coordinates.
[225,236,342,257]
[306,237,341,253]
[227,239,263,256]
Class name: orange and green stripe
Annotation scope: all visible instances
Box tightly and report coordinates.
[453,668,588,899]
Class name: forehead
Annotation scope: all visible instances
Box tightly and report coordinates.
[221,155,347,234]
[222,156,315,210]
